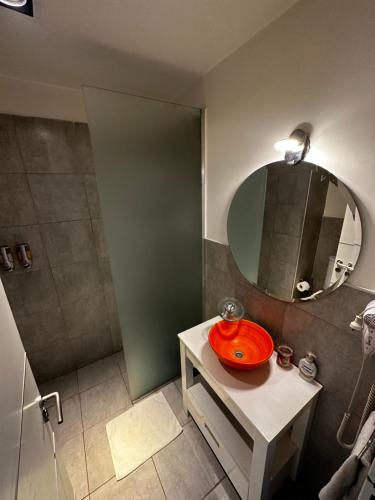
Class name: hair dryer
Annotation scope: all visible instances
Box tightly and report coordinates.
[337,300,375,449]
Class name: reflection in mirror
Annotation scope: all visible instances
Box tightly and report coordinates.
[228,161,361,302]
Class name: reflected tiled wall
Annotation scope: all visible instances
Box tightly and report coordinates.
[0,114,122,382]
[204,238,375,494]
[258,165,310,300]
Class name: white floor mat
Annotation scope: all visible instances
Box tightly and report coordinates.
[106,391,182,480]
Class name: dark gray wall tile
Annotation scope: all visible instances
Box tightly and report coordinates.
[0,115,24,173]
[28,339,75,383]
[28,173,90,223]
[69,122,95,174]
[204,239,232,274]
[104,283,119,317]
[70,327,114,368]
[272,233,300,265]
[62,292,108,339]
[84,175,101,219]
[16,117,95,175]
[98,257,113,286]
[16,117,75,173]
[266,258,295,298]
[16,117,48,171]
[283,305,362,408]
[0,174,36,226]
[274,204,304,237]
[276,167,310,206]
[2,268,59,318]
[108,312,123,352]
[16,307,66,353]
[92,219,107,258]
[99,274,123,350]
[262,204,275,233]
[204,265,235,319]
[41,220,96,267]
[302,391,352,493]
[235,275,286,344]
[203,240,236,320]
[0,225,47,274]
[52,260,102,304]
[0,114,121,382]
[264,171,278,206]
[294,284,374,333]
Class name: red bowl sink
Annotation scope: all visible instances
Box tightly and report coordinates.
[208,319,274,370]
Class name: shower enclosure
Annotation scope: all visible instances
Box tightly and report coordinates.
[84,88,202,400]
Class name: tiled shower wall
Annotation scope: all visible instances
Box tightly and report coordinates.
[0,114,122,383]
[204,239,375,494]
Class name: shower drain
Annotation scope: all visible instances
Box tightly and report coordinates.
[234,350,244,359]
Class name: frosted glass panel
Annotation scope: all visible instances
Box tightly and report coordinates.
[84,88,202,400]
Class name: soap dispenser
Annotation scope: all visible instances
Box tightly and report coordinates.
[298,352,317,382]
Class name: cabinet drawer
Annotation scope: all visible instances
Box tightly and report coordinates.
[187,383,250,500]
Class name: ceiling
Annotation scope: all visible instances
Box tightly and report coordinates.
[0,0,298,99]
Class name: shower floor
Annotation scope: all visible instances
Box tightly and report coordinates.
[38,351,240,500]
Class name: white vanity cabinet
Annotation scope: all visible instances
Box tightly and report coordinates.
[178,317,322,500]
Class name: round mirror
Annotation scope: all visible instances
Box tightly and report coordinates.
[227,161,362,302]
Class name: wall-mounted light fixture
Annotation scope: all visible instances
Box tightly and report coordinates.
[0,0,33,16]
[274,128,310,165]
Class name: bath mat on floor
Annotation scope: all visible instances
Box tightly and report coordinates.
[106,391,182,480]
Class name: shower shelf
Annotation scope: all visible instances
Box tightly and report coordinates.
[178,317,322,500]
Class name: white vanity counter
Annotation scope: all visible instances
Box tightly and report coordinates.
[178,316,322,500]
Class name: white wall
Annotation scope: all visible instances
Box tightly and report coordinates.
[324,184,346,218]
[0,280,26,500]
[181,0,375,292]
[0,75,87,122]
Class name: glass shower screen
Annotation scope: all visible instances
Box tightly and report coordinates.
[84,87,202,400]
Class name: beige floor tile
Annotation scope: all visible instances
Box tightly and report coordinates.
[116,351,127,374]
[58,433,88,500]
[84,419,116,493]
[205,478,240,500]
[78,355,121,392]
[183,420,224,486]
[50,394,83,444]
[80,375,131,430]
[174,374,205,396]
[153,420,224,500]
[174,377,182,393]
[39,371,78,407]
[90,460,165,500]
[161,381,190,426]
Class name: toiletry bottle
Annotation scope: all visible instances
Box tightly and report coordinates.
[298,352,317,382]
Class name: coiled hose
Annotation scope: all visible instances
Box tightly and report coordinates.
[337,358,375,449]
